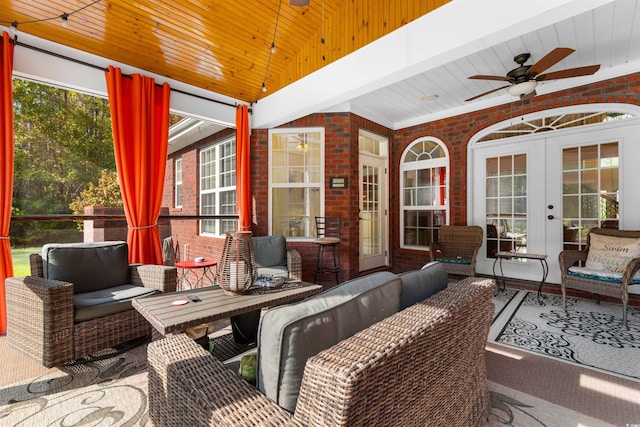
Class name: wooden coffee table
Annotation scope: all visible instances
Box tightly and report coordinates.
[133,282,322,336]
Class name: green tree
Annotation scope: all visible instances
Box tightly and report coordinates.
[11,79,115,246]
[70,170,123,231]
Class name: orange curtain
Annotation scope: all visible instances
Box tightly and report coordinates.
[105,66,170,264]
[236,105,251,231]
[0,32,15,334]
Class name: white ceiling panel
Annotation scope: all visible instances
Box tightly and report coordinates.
[328,0,639,130]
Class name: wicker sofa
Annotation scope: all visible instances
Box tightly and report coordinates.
[147,263,496,426]
[5,241,177,367]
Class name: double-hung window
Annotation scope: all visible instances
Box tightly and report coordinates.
[269,128,323,238]
[200,138,236,236]
[400,138,449,249]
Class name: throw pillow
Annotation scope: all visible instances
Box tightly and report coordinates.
[42,241,129,293]
[257,271,401,413]
[398,262,448,310]
[585,233,640,273]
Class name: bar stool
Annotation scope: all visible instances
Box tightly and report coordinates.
[314,216,343,285]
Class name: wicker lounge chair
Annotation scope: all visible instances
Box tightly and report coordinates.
[428,225,483,276]
[5,241,177,367]
[559,227,640,327]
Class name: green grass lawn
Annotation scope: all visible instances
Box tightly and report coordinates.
[11,247,38,277]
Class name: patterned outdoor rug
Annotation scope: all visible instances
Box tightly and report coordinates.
[490,290,640,381]
[486,381,615,427]
[0,338,150,425]
[1,331,600,426]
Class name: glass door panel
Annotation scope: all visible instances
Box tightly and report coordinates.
[486,154,527,258]
[561,142,619,250]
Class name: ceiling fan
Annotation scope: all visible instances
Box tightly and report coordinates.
[465,47,600,102]
[290,0,311,5]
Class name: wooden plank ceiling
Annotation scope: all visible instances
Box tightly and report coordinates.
[0,0,449,103]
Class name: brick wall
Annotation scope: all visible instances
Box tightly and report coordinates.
[163,128,236,264]
[165,72,640,282]
[391,71,640,272]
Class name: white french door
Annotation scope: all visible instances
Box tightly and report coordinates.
[470,118,640,285]
[544,123,640,283]
[359,152,388,271]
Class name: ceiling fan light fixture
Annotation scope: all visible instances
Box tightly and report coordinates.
[507,80,538,97]
[421,93,439,101]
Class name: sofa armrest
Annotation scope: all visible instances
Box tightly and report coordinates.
[292,277,495,427]
[5,276,75,367]
[129,264,177,293]
[558,250,587,275]
[287,249,302,281]
[29,253,44,277]
[147,333,292,427]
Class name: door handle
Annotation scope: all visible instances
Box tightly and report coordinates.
[547,215,558,220]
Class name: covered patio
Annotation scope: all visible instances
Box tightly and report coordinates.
[1,0,640,425]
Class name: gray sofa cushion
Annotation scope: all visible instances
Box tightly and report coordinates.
[73,284,157,322]
[252,235,287,268]
[257,271,401,413]
[398,261,449,310]
[42,241,129,294]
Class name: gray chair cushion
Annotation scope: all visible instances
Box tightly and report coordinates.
[42,241,129,294]
[398,261,449,310]
[252,235,287,268]
[73,284,158,307]
[257,271,401,413]
[73,284,158,322]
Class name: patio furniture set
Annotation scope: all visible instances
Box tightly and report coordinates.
[147,263,496,426]
[4,225,637,425]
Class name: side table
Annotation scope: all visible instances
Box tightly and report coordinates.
[492,251,549,302]
[175,259,217,290]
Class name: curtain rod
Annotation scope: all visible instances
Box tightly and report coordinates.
[9,37,248,112]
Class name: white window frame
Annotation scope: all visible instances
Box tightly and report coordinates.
[268,127,325,240]
[400,137,450,251]
[174,157,182,208]
[199,137,237,237]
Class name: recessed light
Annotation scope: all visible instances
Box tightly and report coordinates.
[421,94,439,101]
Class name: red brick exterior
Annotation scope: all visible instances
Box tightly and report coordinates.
[162,128,236,264]
[163,72,640,285]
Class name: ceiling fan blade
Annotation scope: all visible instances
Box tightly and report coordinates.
[290,0,310,5]
[536,64,601,81]
[465,85,511,102]
[527,47,575,76]
[468,75,513,82]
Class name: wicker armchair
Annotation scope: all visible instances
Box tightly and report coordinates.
[252,235,302,281]
[5,242,177,367]
[428,225,483,276]
[147,277,495,427]
[559,227,640,327]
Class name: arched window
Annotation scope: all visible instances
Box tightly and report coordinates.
[400,137,449,250]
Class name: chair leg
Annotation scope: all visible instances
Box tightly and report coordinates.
[332,245,343,284]
[314,244,324,284]
[561,285,567,311]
